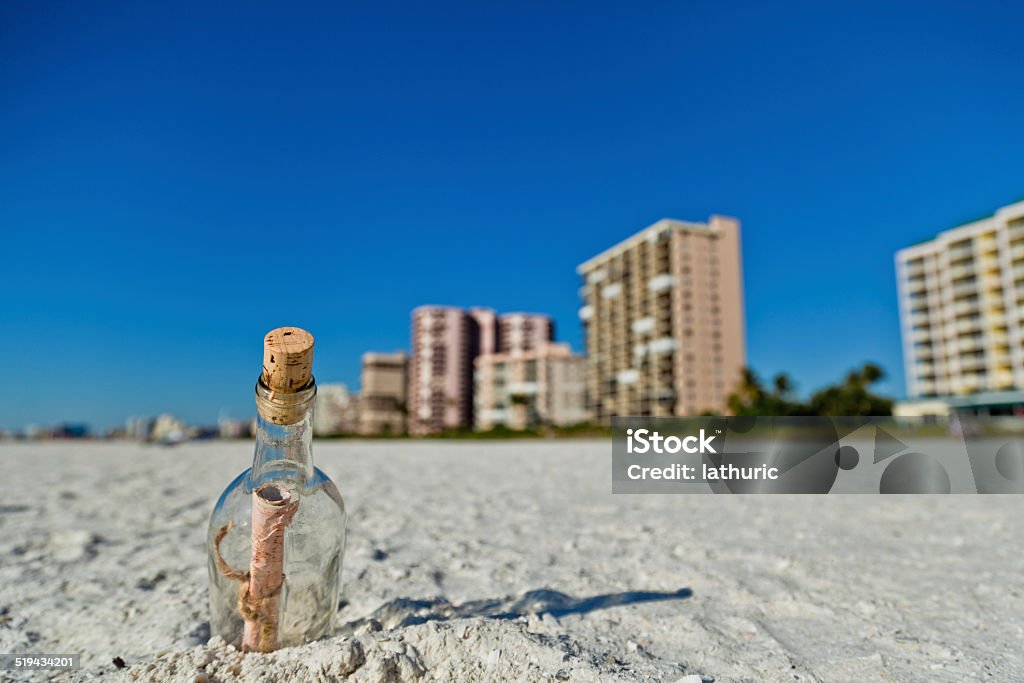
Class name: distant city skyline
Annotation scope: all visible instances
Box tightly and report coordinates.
[3,2,1024,430]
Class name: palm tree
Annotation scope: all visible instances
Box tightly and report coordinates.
[809,362,892,416]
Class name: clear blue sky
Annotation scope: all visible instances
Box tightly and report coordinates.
[2,1,1023,430]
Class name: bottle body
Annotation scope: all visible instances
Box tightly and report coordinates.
[207,379,346,650]
[208,466,345,648]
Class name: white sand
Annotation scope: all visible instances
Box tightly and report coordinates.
[0,440,1021,682]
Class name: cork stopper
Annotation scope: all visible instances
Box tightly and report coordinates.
[262,327,314,393]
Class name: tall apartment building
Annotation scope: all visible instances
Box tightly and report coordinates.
[408,306,480,435]
[474,342,587,430]
[896,199,1024,406]
[359,351,408,435]
[577,215,746,421]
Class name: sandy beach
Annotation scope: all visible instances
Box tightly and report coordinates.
[1,440,1021,682]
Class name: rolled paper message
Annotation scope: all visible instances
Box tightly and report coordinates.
[241,484,299,652]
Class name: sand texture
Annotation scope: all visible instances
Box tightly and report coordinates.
[0,441,1021,682]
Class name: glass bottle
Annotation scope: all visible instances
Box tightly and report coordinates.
[207,327,346,652]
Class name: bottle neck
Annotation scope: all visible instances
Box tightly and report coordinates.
[251,377,316,486]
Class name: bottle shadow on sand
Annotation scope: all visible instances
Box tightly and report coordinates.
[339,587,693,633]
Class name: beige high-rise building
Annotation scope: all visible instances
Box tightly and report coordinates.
[359,351,408,435]
[577,215,746,421]
[474,342,587,430]
[896,199,1024,401]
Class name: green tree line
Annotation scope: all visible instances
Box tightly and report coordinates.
[726,363,893,416]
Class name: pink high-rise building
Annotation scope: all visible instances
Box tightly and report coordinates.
[408,306,479,435]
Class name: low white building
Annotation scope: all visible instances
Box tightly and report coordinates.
[474,343,588,430]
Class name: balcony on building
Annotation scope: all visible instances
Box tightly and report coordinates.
[948,242,974,263]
